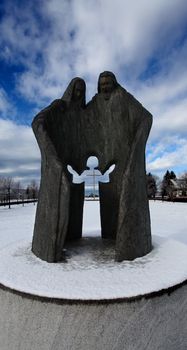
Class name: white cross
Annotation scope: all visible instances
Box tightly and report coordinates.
[67,162,115,200]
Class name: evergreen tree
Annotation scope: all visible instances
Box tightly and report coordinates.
[146,173,157,198]
[170,171,176,179]
[161,170,176,198]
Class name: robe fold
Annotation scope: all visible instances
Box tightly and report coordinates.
[85,85,152,260]
[32,78,85,262]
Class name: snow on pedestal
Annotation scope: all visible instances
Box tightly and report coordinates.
[0,201,187,350]
[0,201,187,300]
[0,236,187,300]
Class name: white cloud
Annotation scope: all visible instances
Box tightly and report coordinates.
[146,136,187,177]
[0,0,187,180]
[1,0,187,101]
[133,39,187,109]
[0,89,13,117]
[0,119,40,185]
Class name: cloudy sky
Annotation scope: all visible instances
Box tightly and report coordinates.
[0,0,187,186]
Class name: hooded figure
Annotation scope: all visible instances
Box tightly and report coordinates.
[32,78,86,262]
[86,71,152,261]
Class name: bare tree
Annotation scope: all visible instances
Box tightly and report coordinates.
[180,172,187,183]
[0,177,14,208]
[26,180,39,199]
[0,177,23,203]
[12,181,21,201]
[179,172,187,196]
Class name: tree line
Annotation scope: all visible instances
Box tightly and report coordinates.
[1,171,187,204]
[146,170,187,199]
[0,177,39,203]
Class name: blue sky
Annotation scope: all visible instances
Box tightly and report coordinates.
[0,0,187,186]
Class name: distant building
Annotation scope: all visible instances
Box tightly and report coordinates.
[170,179,187,197]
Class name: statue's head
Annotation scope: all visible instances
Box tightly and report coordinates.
[62,77,86,107]
[98,71,118,100]
[72,79,86,103]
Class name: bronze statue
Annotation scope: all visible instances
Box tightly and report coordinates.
[32,72,152,263]
[32,78,86,262]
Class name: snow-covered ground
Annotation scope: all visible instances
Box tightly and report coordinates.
[0,201,187,300]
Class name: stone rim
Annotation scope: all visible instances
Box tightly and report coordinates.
[0,279,186,305]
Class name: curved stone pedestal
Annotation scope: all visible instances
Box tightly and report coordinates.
[0,283,186,350]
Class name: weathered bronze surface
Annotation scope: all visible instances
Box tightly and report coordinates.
[32,72,152,262]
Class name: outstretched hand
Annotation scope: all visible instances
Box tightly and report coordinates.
[67,165,79,177]
[105,164,115,175]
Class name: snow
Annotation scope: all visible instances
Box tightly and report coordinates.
[0,201,187,300]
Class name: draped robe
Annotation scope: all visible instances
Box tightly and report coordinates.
[32,76,152,263]
[84,85,152,261]
[32,78,85,262]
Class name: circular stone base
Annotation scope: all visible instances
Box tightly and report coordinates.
[0,236,187,350]
[0,283,187,350]
[0,235,187,300]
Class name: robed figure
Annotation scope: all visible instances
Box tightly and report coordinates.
[32,72,152,263]
[85,72,152,261]
[32,78,86,262]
